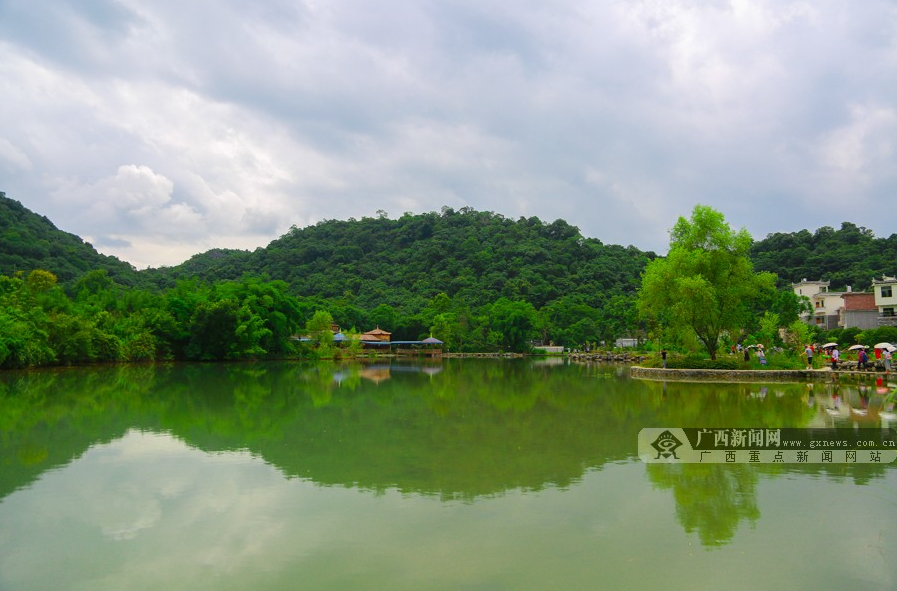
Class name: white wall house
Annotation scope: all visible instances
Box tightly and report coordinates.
[792,279,829,300]
[814,291,847,330]
[872,276,897,326]
[793,277,897,329]
[792,279,844,330]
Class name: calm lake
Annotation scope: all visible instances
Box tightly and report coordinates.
[1,359,895,590]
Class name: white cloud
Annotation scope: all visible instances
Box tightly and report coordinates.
[0,137,32,171]
[52,164,198,234]
[0,0,896,264]
[819,104,897,174]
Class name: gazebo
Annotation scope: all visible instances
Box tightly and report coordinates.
[361,327,392,342]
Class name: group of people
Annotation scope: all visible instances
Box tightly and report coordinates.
[869,345,892,372]
[803,342,892,372]
[729,343,766,364]
[803,343,840,370]
[669,341,894,372]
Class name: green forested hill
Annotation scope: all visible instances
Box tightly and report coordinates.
[0,196,656,358]
[0,192,138,285]
[4,190,897,365]
[145,208,656,313]
[7,187,897,304]
[751,222,897,290]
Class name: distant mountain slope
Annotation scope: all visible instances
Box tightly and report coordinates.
[143,208,657,312]
[20,192,895,313]
[0,192,138,285]
[751,222,897,290]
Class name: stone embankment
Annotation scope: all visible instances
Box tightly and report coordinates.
[442,352,527,358]
[567,352,649,363]
[441,352,647,361]
[630,366,829,382]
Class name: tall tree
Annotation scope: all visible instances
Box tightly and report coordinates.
[638,205,776,359]
[485,298,537,352]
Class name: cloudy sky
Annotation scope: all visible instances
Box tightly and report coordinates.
[1,0,896,268]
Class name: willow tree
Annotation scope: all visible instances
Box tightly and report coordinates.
[637,205,776,359]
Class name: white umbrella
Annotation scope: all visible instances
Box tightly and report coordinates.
[848,344,867,351]
[821,342,838,349]
[873,342,896,351]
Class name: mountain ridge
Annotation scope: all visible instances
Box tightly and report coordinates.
[4,191,897,310]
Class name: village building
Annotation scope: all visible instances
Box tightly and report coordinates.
[792,279,829,299]
[872,276,897,327]
[792,279,846,330]
[812,289,847,330]
[793,278,883,330]
[533,345,565,353]
[840,291,879,329]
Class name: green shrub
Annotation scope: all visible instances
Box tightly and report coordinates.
[666,356,742,370]
[760,355,805,370]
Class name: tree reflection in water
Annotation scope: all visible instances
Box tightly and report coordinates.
[0,360,893,548]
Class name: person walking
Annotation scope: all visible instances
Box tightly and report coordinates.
[831,346,840,370]
[804,344,814,370]
[884,348,892,373]
[661,349,667,369]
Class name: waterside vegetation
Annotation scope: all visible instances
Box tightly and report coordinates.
[3,191,897,370]
[0,193,651,368]
[636,206,897,372]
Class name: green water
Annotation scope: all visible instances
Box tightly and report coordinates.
[0,359,894,590]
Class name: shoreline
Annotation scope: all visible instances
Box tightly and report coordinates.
[630,365,893,383]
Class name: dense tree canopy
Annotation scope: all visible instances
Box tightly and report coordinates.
[0,270,307,368]
[0,192,139,286]
[1,194,657,358]
[5,189,897,367]
[145,207,654,315]
[638,205,776,359]
[752,222,897,290]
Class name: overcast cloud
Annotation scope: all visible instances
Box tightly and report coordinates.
[1,0,896,268]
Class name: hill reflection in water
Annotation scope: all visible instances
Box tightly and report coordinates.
[1,360,894,552]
